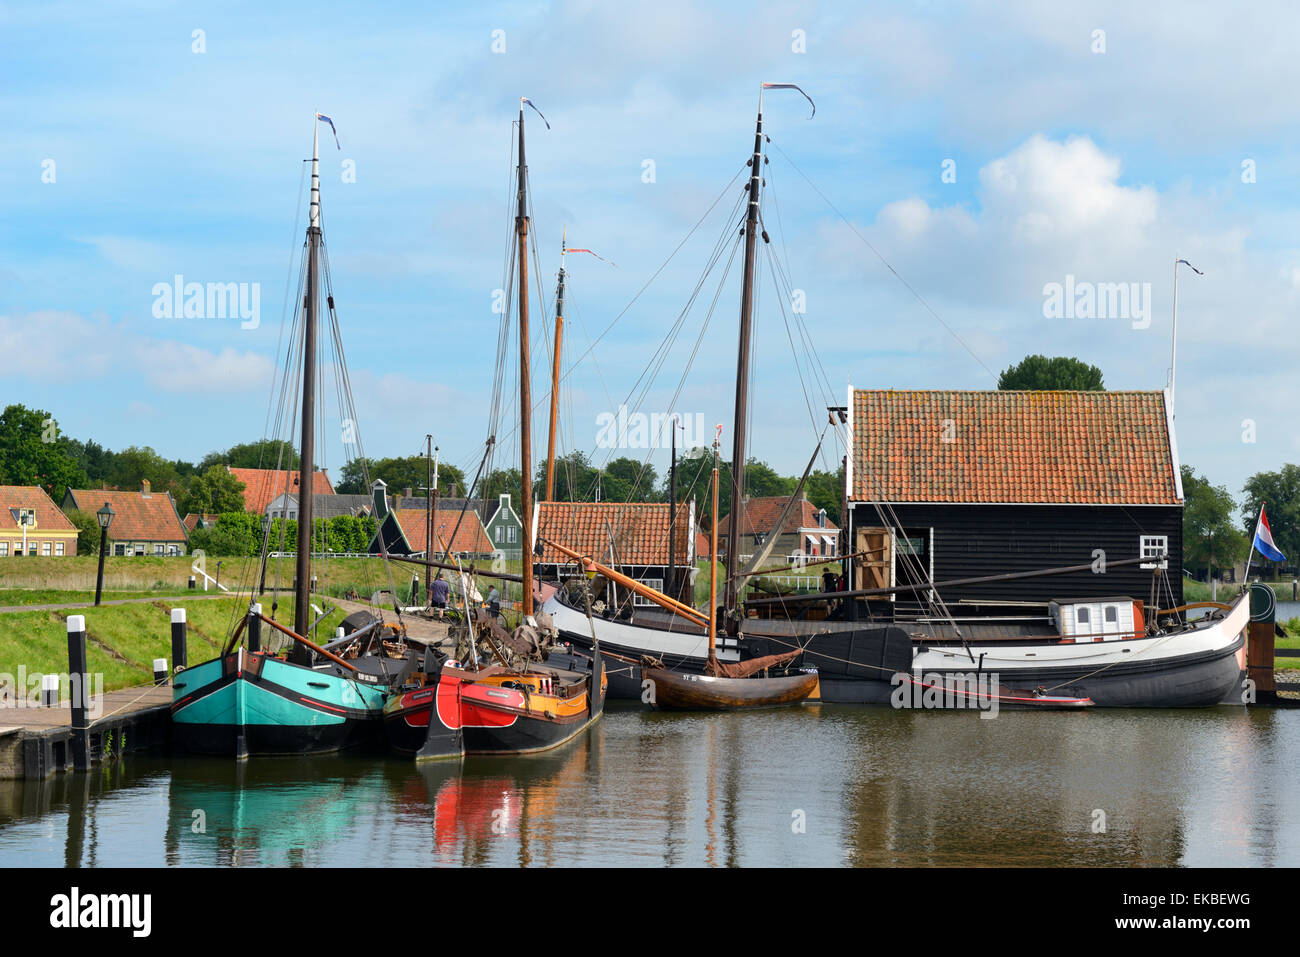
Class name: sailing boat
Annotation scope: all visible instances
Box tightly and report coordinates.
[172,115,393,756]
[538,85,1250,710]
[632,429,816,710]
[383,98,606,758]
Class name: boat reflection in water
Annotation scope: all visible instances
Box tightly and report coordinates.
[2,706,1293,868]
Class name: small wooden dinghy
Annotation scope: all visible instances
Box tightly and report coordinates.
[644,664,818,711]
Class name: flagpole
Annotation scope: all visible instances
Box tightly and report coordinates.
[1244,501,1263,585]
[1170,257,1179,418]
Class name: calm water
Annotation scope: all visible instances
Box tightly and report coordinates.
[1,704,1296,867]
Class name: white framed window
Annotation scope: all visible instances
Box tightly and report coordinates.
[114,543,126,556]
[154,544,165,555]
[133,544,145,556]
[507,526,517,544]
[0,542,8,557]
[1076,606,1091,626]
[167,545,179,556]
[633,578,664,606]
[55,542,65,556]
[41,542,51,556]
[1140,535,1168,569]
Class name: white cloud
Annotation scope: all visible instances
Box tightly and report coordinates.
[0,310,273,394]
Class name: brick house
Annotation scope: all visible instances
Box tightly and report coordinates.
[62,481,189,556]
[367,481,493,559]
[717,494,840,565]
[227,467,334,514]
[533,500,696,606]
[1,486,79,557]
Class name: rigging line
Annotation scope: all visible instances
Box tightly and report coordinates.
[580,192,747,497]
[762,238,840,475]
[768,141,998,383]
[554,165,747,384]
[586,225,744,505]
[483,177,751,484]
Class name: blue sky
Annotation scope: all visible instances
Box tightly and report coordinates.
[3,1,1298,500]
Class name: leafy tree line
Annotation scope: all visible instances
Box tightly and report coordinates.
[187,513,378,557]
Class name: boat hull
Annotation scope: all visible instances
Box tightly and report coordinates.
[387,656,606,760]
[172,649,387,756]
[543,592,1250,709]
[644,667,819,710]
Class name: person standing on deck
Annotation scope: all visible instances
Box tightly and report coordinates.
[430,572,450,620]
[487,584,501,622]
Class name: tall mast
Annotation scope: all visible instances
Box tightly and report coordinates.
[292,116,322,651]
[723,96,765,623]
[517,101,535,618]
[668,416,677,601]
[425,435,435,602]
[545,230,566,502]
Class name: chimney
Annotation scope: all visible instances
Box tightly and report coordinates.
[141,479,151,498]
[404,487,413,499]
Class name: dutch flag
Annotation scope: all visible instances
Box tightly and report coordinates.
[1252,504,1287,563]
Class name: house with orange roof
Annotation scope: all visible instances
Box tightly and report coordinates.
[226,466,334,514]
[367,481,493,559]
[533,500,696,607]
[62,480,189,556]
[1,485,79,557]
[718,494,839,565]
[843,388,1184,608]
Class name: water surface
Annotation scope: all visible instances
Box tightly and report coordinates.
[1,704,1295,867]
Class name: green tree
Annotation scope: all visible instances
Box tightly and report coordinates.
[997,355,1105,391]
[108,445,182,497]
[200,439,300,472]
[181,465,248,515]
[1241,464,1300,577]
[1181,465,1246,580]
[0,404,88,500]
[804,465,845,527]
[66,510,104,556]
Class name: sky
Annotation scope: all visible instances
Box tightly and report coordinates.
[3,1,1298,501]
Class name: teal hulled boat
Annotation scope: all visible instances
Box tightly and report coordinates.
[171,647,388,756]
[171,112,402,757]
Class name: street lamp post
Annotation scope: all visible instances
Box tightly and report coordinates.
[94,503,114,606]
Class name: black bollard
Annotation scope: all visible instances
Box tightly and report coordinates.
[153,658,167,686]
[411,574,420,605]
[170,607,187,675]
[66,615,90,771]
[188,575,196,591]
[247,603,262,654]
[40,674,58,707]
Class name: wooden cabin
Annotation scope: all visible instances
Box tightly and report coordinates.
[843,389,1184,612]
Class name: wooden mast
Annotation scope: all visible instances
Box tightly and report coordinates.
[425,435,436,603]
[668,416,677,601]
[292,116,322,656]
[708,432,720,661]
[516,100,535,618]
[723,93,766,626]
[544,231,566,502]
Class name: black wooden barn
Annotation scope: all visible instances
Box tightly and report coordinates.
[843,389,1184,613]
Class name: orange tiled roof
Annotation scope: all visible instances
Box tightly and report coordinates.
[182,513,220,533]
[392,508,492,554]
[227,467,334,514]
[1,486,76,532]
[849,390,1180,505]
[64,488,187,542]
[719,495,838,537]
[535,501,693,566]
